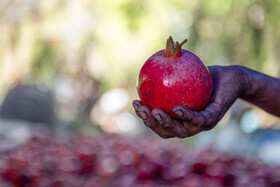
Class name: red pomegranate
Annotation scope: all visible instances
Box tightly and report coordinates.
[137,36,213,119]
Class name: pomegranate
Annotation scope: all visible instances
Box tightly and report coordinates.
[137,36,213,119]
[0,133,278,186]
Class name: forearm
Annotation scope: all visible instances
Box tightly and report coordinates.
[238,66,280,116]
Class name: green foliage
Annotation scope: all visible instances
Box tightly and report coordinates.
[0,0,279,133]
[1,0,280,92]
[31,39,58,82]
[119,0,147,31]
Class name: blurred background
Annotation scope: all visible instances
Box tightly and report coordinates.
[0,0,280,185]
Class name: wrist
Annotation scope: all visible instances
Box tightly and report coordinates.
[230,65,252,98]
[232,66,280,116]
[234,66,278,100]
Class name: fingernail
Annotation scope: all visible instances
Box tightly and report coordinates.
[133,102,140,110]
[139,111,147,120]
[153,114,162,124]
[173,109,183,117]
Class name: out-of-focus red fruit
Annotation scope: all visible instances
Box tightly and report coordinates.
[192,162,208,175]
[115,174,137,187]
[203,177,224,187]
[1,133,279,186]
[137,36,213,119]
[180,174,204,187]
[135,155,159,180]
[271,179,280,187]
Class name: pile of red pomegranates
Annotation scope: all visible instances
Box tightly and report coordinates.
[0,133,279,187]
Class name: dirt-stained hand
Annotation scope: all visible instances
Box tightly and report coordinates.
[133,66,247,138]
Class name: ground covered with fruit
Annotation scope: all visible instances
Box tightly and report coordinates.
[0,133,279,187]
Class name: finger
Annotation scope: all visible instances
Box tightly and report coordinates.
[172,106,206,127]
[138,106,153,124]
[152,108,174,128]
[152,109,189,139]
[203,102,223,122]
[195,102,222,128]
[173,102,222,128]
[132,100,143,118]
[138,106,174,139]
[183,121,204,136]
[132,100,142,110]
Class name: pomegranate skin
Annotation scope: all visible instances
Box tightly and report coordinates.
[137,46,213,119]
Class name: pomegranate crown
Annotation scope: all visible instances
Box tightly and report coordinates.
[164,36,188,58]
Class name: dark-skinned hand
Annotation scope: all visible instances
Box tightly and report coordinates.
[132,66,248,139]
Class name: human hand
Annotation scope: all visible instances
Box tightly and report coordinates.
[133,65,247,138]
